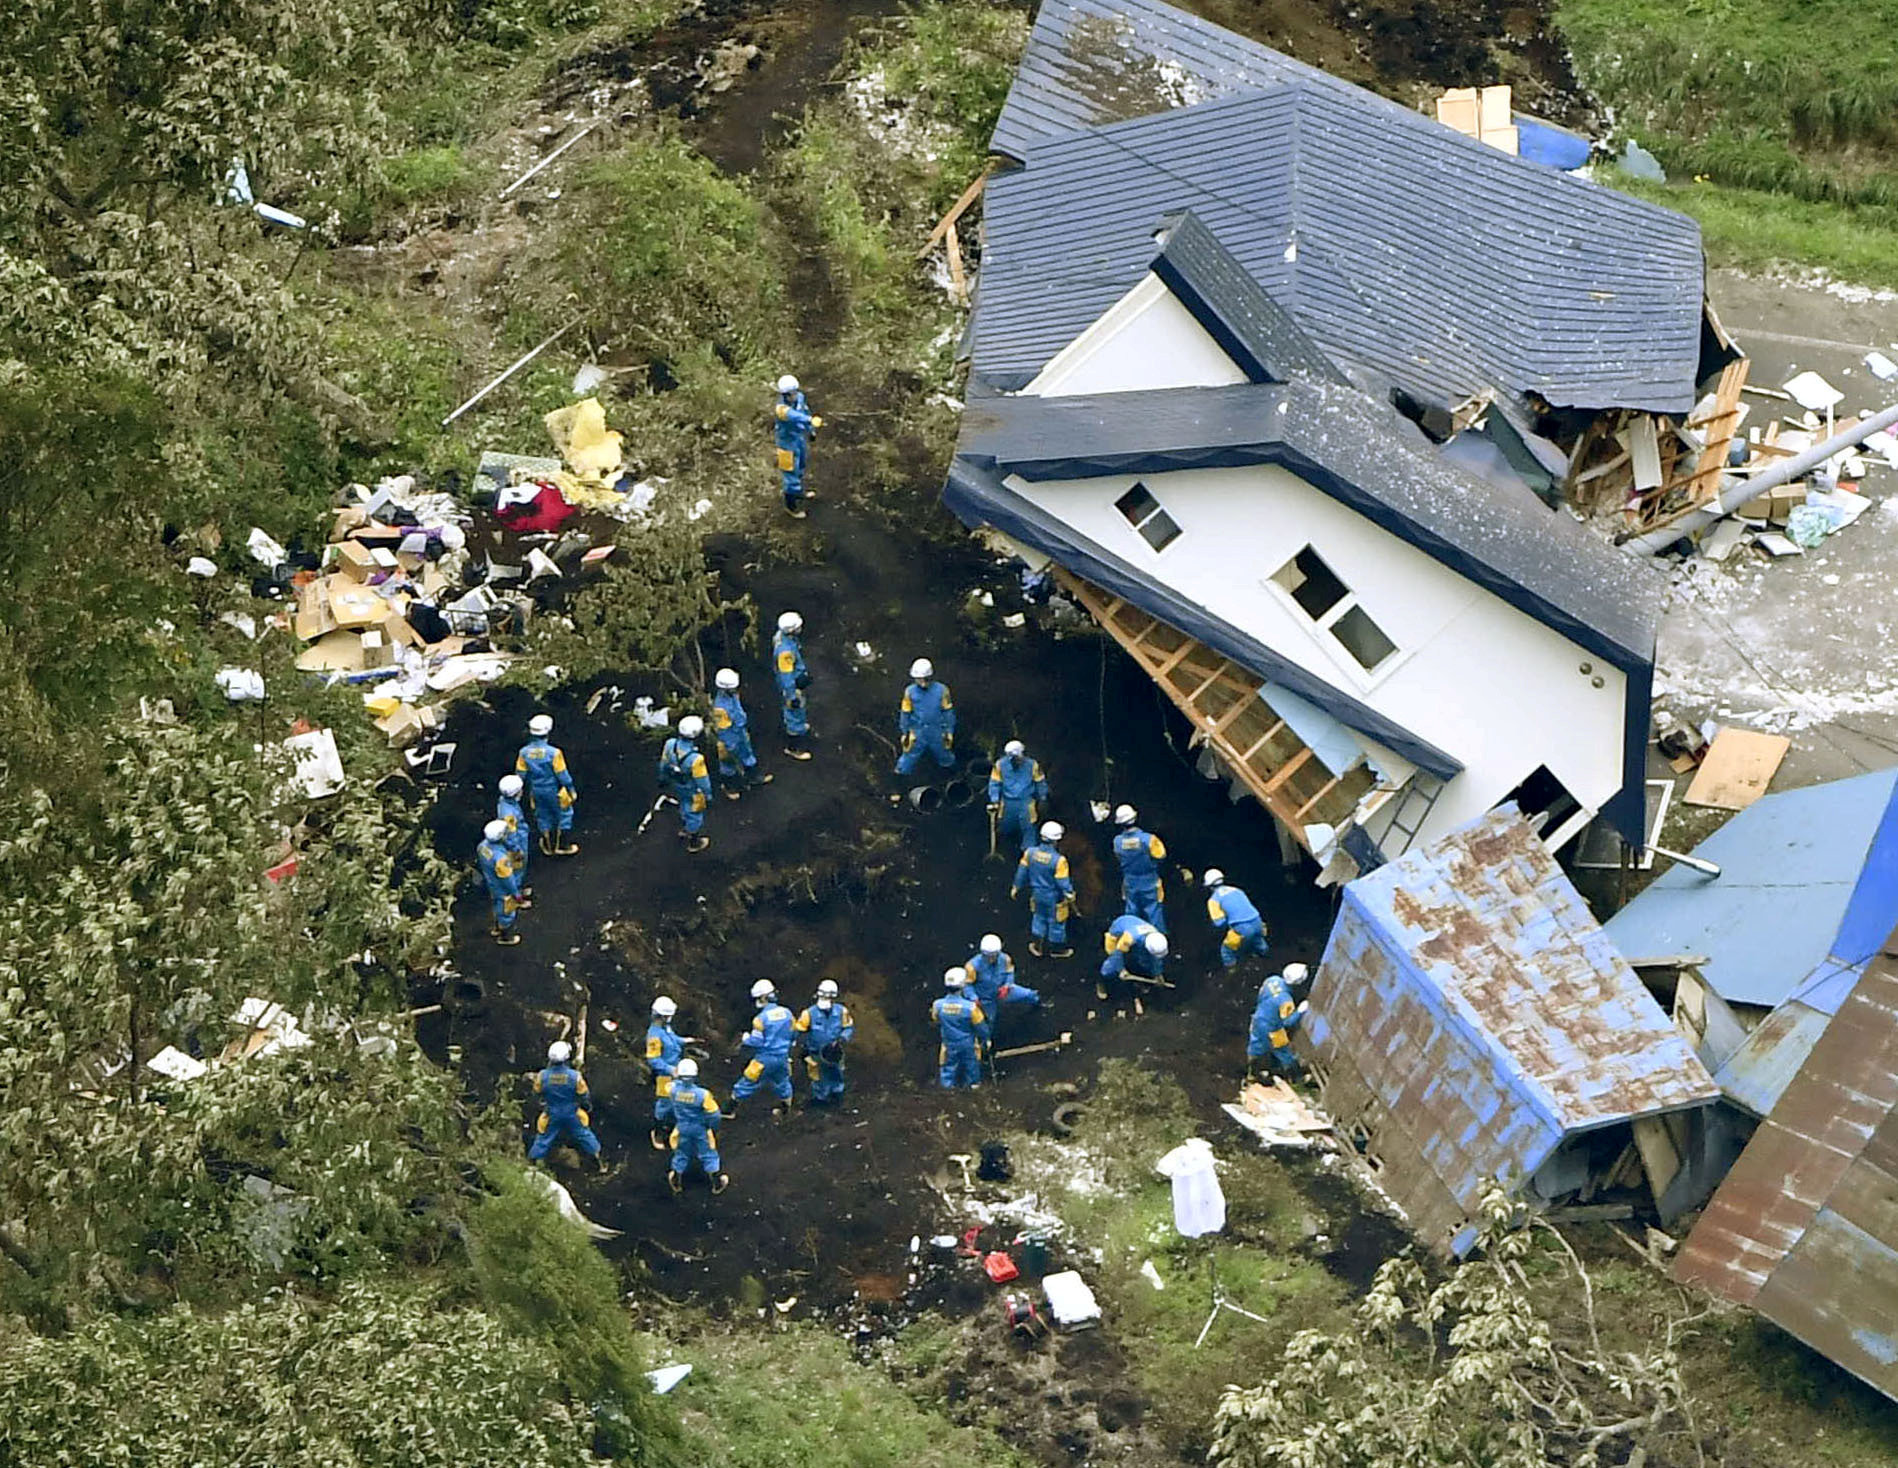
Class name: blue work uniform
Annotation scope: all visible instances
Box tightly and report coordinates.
[931,989,990,1090]
[645,1020,683,1129]
[773,391,815,511]
[516,738,576,839]
[896,679,956,774]
[668,1078,723,1180]
[476,836,522,932]
[987,751,1049,852]
[1113,826,1169,933]
[733,1002,796,1104]
[496,790,531,886]
[1011,840,1074,948]
[964,949,1040,1011]
[1100,914,1168,984]
[773,629,811,739]
[658,735,711,835]
[793,1000,855,1102]
[528,1061,600,1160]
[1208,881,1269,969]
[1248,971,1303,1071]
[711,689,761,782]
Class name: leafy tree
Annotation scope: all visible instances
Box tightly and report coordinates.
[1210,1186,1706,1468]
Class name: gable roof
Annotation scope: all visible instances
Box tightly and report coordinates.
[1604,767,1898,1009]
[1147,210,1346,386]
[973,0,1706,414]
[1674,925,1898,1402]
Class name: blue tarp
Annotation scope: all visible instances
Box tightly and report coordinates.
[1515,117,1592,172]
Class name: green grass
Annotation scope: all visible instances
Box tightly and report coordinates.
[671,1325,1031,1468]
[382,144,480,206]
[1611,172,1898,291]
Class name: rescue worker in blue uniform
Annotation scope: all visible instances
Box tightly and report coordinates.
[1248,964,1309,1075]
[1011,821,1075,958]
[1204,868,1270,970]
[529,1041,601,1167]
[932,968,991,1090]
[963,933,1041,1014]
[772,373,821,518]
[711,667,774,800]
[987,740,1049,853]
[773,610,813,760]
[731,979,796,1116]
[477,818,528,946]
[793,978,854,1103]
[658,715,713,853]
[496,773,532,896]
[666,1058,729,1195]
[896,657,956,775]
[645,995,684,1150]
[517,714,579,856]
[1099,914,1169,1002]
[1111,805,1168,933]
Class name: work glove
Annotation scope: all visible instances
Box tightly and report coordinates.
[811,416,823,431]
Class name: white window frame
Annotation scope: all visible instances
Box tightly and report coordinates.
[1265,545,1401,681]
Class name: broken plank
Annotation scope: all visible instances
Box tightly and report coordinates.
[1683,727,1790,811]
[916,171,988,257]
[944,221,966,301]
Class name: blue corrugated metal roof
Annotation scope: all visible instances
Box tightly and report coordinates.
[976,0,1705,413]
[1604,767,1898,1009]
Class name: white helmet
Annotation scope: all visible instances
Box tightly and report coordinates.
[943,966,968,988]
[910,657,933,680]
[778,611,803,633]
[528,714,554,737]
[1145,932,1169,958]
[678,714,704,740]
[1040,821,1064,843]
[499,774,523,797]
[1114,804,1137,827]
[1283,963,1310,985]
[440,524,466,550]
[652,995,678,1018]
[547,1041,572,1065]
[675,1057,699,1080]
[776,374,800,394]
[483,819,507,842]
[817,979,839,1000]
[715,667,740,690]
[1004,739,1025,758]
[1202,868,1225,889]
[751,979,776,1003]
[979,933,1003,956]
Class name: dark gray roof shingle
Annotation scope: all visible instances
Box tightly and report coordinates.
[973,0,1706,413]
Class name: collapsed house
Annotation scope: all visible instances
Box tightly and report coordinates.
[1299,809,1721,1252]
[1673,923,1898,1402]
[944,0,1713,873]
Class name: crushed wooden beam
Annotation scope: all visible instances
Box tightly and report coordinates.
[916,171,989,258]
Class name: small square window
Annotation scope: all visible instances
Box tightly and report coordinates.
[1115,483,1161,526]
[1137,509,1181,551]
[1332,605,1397,670]
[1271,546,1346,619]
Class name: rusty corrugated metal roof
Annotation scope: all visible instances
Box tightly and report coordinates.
[1306,809,1719,1248]
[1676,932,1898,1399]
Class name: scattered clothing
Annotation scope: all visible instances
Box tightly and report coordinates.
[897,678,956,774]
[987,750,1049,852]
[932,989,991,1089]
[1208,880,1269,970]
[1113,825,1169,933]
[1012,838,1074,954]
[529,1059,601,1161]
[794,999,855,1102]
[733,1001,797,1105]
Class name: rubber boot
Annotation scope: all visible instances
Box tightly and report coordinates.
[751,769,774,786]
[493,927,521,947]
[667,1170,683,1195]
[685,834,710,853]
[722,784,743,802]
[650,1128,669,1152]
[712,1172,730,1195]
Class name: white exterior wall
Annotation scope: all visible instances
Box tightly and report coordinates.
[1010,462,1629,847]
[1026,274,1249,397]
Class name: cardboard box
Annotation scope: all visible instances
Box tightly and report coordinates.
[293,580,335,641]
[336,540,377,582]
[327,579,385,630]
[359,629,393,669]
[1737,484,1804,524]
[380,607,425,649]
[296,629,367,672]
[375,703,441,748]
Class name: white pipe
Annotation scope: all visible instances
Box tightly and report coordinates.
[1647,845,1721,878]
[499,123,599,199]
[440,319,579,427]
[1625,400,1898,555]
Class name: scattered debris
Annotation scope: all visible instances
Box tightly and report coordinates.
[1222,1078,1334,1149]
[1683,727,1790,811]
[646,1364,693,1394]
[215,667,266,702]
[524,1167,623,1241]
[1041,1270,1101,1330]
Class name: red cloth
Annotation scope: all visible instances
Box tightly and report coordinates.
[494,480,577,534]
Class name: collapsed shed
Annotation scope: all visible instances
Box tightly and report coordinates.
[1301,809,1721,1251]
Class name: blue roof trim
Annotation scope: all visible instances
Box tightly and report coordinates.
[1149,211,1347,386]
[1835,776,1898,967]
[944,456,1464,779]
